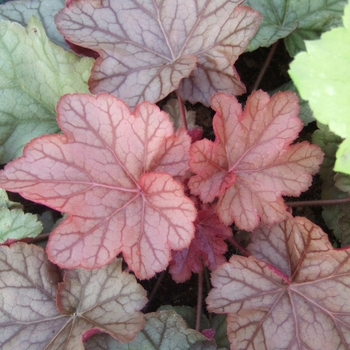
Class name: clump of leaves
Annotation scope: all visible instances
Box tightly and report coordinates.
[0,0,350,349]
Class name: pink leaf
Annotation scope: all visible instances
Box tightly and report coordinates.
[55,0,261,107]
[170,207,232,283]
[188,91,324,231]
[0,93,196,279]
[0,243,147,349]
[207,215,350,349]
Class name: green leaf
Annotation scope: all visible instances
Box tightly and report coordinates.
[0,208,42,243]
[85,310,210,350]
[211,315,230,350]
[0,16,93,163]
[157,305,210,331]
[0,188,21,209]
[0,0,67,49]
[244,0,347,56]
[290,1,350,174]
[0,188,42,243]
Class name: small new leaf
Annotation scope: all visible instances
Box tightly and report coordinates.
[170,207,232,283]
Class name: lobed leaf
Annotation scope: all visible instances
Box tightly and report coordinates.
[207,215,350,349]
[270,81,315,125]
[0,16,93,163]
[0,209,42,244]
[188,90,323,231]
[55,0,261,107]
[0,93,196,279]
[0,243,147,349]
[289,1,350,173]
[244,0,347,56]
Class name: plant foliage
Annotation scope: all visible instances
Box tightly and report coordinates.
[289,1,350,174]
[207,214,350,349]
[0,243,147,349]
[0,0,349,349]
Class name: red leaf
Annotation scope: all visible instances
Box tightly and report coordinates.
[0,243,147,348]
[207,215,350,349]
[55,0,261,107]
[170,207,232,283]
[188,91,324,231]
[0,93,196,279]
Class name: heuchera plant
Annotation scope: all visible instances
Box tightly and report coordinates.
[0,0,350,349]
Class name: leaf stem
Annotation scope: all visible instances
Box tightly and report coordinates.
[286,197,350,207]
[176,91,188,130]
[28,233,50,244]
[195,268,203,332]
[251,41,279,91]
[227,236,251,257]
[148,270,166,303]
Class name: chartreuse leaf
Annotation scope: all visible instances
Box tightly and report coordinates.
[289,1,350,174]
[207,214,350,349]
[55,0,261,107]
[0,0,67,49]
[85,310,213,350]
[0,244,147,349]
[0,93,196,279]
[0,188,42,243]
[244,0,347,56]
[0,16,93,163]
